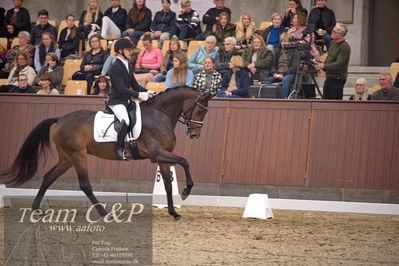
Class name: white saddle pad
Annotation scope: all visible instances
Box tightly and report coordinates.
[94,101,142,142]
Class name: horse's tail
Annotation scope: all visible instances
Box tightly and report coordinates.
[0,117,58,186]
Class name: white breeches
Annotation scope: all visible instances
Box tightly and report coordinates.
[109,104,130,126]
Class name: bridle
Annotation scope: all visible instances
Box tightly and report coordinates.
[178,93,208,131]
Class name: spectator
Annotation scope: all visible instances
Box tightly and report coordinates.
[134,32,163,87]
[235,13,256,51]
[370,73,399,100]
[36,73,60,95]
[30,9,57,46]
[72,34,108,94]
[263,13,283,55]
[308,0,336,48]
[101,0,127,40]
[287,12,306,39]
[349,78,370,101]
[153,37,182,82]
[215,36,240,78]
[282,0,308,29]
[58,15,81,59]
[34,52,63,91]
[165,52,194,88]
[150,0,176,49]
[0,51,35,92]
[188,35,219,75]
[0,31,34,79]
[263,32,299,98]
[206,11,236,48]
[193,57,222,94]
[262,13,283,70]
[0,7,5,36]
[2,0,31,38]
[217,55,249,98]
[122,0,152,45]
[315,23,350,100]
[33,32,60,72]
[92,75,111,96]
[170,0,200,40]
[8,74,36,93]
[287,13,320,60]
[79,0,103,40]
[101,35,136,76]
[196,0,231,40]
[242,34,273,83]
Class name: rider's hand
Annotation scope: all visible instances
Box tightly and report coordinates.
[138,92,150,101]
[147,90,156,98]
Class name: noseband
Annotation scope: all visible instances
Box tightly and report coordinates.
[178,94,208,131]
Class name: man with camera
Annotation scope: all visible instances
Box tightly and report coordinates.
[315,23,350,100]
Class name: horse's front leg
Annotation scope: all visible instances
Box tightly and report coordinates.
[150,149,193,201]
[158,163,181,220]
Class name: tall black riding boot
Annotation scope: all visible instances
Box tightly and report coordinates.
[116,120,130,160]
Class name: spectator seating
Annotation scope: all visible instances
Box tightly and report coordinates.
[62,59,82,86]
[136,40,159,50]
[372,84,381,93]
[0,38,8,52]
[64,80,88,95]
[258,21,272,33]
[11,38,20,48]
[110,40,116,57]
[187,41,205,58]
[390,62,399,80]
[161,40,185,55]
[146,82,166,93]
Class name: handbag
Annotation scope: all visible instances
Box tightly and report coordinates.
[134,68,150,74]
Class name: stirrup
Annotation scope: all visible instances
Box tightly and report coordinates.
[117,148,131,161]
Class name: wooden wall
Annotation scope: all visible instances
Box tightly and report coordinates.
[0,94,398,191]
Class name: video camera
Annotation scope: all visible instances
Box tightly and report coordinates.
[283,24,318,66]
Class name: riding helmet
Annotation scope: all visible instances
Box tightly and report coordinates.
[114,38,133,53]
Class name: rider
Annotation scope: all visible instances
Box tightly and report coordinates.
[108,38,155,160]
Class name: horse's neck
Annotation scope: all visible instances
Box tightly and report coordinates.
[155,90,194,124]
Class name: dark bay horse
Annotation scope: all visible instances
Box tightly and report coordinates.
[1,87,213,220]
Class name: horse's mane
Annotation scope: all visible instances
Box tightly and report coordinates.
[142,86,198,106]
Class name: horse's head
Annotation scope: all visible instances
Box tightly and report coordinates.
[181,91,214,139]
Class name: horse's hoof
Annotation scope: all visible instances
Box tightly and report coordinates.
[181,188,189,200]
[174,215,182,221]
[33,208,46,217]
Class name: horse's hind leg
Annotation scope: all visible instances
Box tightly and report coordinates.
[32,156,72,213]
[71,153,108,217]
[159,163,181,220]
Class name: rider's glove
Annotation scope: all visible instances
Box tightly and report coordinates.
[138,92,150,101]
[147,90,156,98]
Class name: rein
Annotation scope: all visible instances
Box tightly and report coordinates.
[153,91,208,131]
[178,94,208,131]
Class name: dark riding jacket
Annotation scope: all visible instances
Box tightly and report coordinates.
[108,58,147,107]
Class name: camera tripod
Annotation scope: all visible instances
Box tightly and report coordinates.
[288,60,324,99]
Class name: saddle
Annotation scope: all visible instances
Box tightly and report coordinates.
[103,102,137,134]
[93,101,143,159]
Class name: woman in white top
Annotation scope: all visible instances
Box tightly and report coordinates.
[0,51,36,92]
